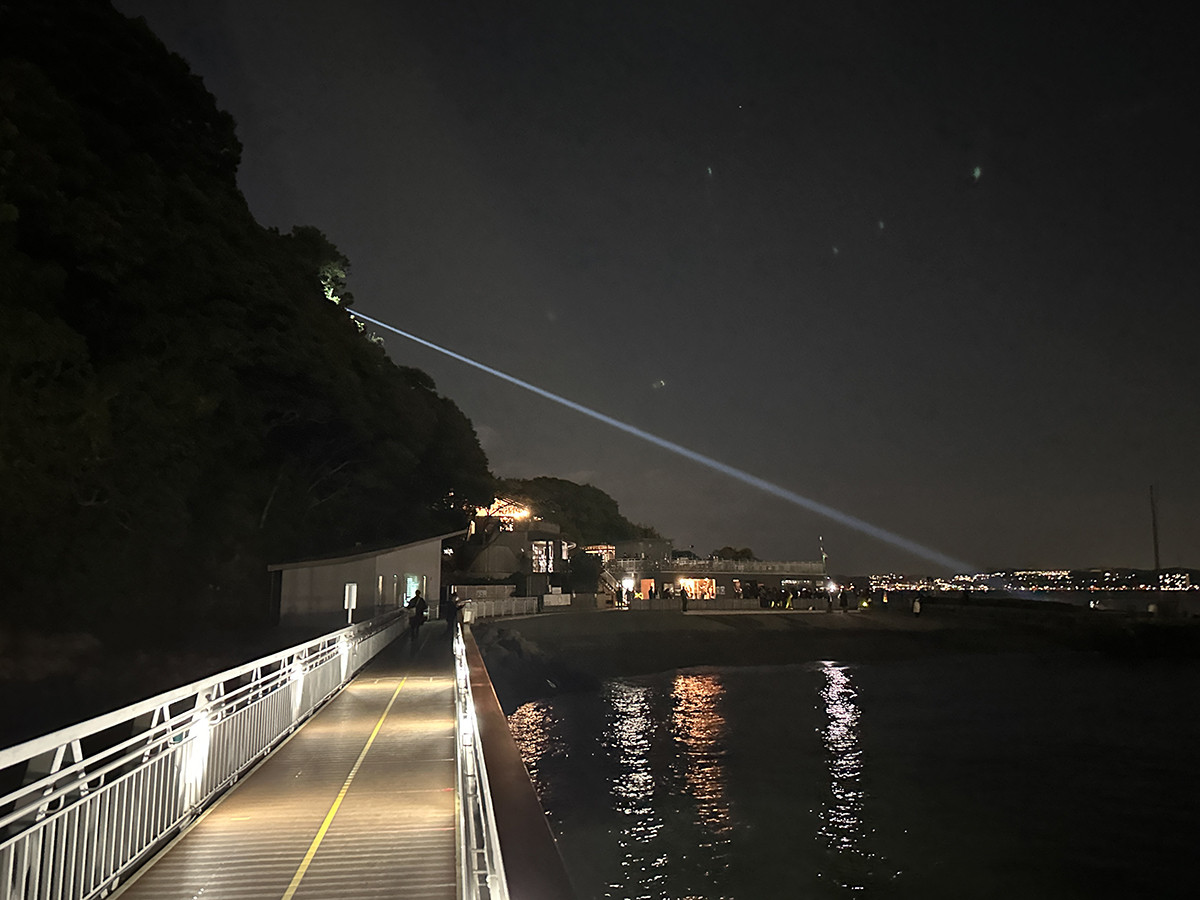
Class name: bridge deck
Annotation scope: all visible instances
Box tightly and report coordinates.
[114,625,459,900]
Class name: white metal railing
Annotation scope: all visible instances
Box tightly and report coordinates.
[465,597,540,620]
[453,625,509,900]
[0,613,405,900]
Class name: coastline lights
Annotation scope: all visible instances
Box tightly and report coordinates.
[351,311,974,574]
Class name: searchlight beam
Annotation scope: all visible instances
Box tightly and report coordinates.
[351,310,972,572]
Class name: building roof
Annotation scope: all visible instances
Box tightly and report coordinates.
[267,529,468,571]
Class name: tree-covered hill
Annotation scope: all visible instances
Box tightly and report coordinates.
[497,476,659,546]
[0,0,494,633]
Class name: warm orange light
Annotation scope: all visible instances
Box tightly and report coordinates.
[475,497,533,520]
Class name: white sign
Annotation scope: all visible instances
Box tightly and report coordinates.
[344,583,357,610]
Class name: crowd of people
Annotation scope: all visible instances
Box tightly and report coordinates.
[612,582,890,613]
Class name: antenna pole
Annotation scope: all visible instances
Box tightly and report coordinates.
[1150,485,1161,571]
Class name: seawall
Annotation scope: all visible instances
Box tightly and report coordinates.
[472,602,1200,713]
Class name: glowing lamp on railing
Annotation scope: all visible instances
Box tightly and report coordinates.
[178,704,214,809]
[338,635,352,682]
[289,660,305,719]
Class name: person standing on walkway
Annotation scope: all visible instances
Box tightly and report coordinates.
[408,589,428,641]
[444,592,462,636]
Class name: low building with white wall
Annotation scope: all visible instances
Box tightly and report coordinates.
[269,530,466,629]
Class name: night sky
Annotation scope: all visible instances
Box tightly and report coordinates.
[112,0,1198,574]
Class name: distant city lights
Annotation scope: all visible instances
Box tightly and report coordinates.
[868,568,1196,593]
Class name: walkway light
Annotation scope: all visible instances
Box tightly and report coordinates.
[290,660,305,719]
[338,635,352,682]
[179,705,214,809]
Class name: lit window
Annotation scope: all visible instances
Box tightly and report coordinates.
[531,541,554,573]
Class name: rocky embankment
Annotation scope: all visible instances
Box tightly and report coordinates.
[471,603,1200,713]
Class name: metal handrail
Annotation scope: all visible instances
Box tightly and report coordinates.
[453,624,510,900]
[466,597,540,620]
[0,613,404,900]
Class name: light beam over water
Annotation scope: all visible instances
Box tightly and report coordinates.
[353,310,973,571]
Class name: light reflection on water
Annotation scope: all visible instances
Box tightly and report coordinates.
[511,657,1200,899]
[509,665,885,897]
[671,673,732,844]
[507,699,561,802]
[817,662,865,851]
[814,661,886,892]
[604,681,667,898]
[509,675,736,900]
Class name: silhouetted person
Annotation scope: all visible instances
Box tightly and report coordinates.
[408,589,427,642]
[441,593,460,636]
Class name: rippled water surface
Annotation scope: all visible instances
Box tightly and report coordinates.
[508,653,1200,899]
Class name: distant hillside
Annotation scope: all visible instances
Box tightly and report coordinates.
[0,0,494,632]
[497,476,659,545]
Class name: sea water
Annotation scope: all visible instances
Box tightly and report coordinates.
[508,652,1200,899]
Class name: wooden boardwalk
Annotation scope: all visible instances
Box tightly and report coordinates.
[114,625,460,900]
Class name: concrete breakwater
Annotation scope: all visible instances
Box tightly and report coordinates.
[470,601,1180,714]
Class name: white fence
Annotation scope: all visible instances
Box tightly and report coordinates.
[0,613,405,900]
[464,597,541,621]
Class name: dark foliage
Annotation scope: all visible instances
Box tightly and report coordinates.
[711,546,758,561]
[497,476,658,545]
[0,0,494,633]
[564,551,604,593]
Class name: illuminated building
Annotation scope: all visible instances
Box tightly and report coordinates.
[583,544,617,564]
[454,497,573,596]
[607,540,826,603]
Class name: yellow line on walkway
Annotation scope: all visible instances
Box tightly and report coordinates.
[280,676,408,900]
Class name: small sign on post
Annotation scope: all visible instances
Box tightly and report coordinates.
[344,583,357,624]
